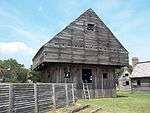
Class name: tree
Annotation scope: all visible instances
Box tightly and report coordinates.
[0,60,4,81]
[0,66,4,76]
[27,69,43,83]
[1,58,29,83]
[0,58,44,83]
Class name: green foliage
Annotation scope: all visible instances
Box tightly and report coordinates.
[0,61,4,73]
[0,58,29,83]
[0,60,4,81]
[0,58,44,83]
[28,70,42,83]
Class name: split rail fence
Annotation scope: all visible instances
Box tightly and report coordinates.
[0,83,76,113]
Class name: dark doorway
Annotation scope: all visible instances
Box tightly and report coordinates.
[137,80,141,86]
[82,69,92,83]
[126,81,129,85]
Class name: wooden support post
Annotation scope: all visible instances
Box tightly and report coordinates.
[34,84,38,113]
[72,84,75,103]
[101,74,104,97]
[95,69,98,98]
[65,84,69,106]
[9,84,13,113]
[52,84,56,108]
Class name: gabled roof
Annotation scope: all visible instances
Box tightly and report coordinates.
[32,8,129,69]
[130,61,150,78]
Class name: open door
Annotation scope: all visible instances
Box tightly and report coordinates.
[82,69,92,83]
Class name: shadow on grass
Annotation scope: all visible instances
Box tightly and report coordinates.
[117,95,128,98]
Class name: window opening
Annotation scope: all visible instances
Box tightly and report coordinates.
[87,24,95,31]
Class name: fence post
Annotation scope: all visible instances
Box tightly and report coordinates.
[72,84,75,103]
[65,84,69,106]
[34,84,38,113]
[9,84,13,113]
[52,84,56,108]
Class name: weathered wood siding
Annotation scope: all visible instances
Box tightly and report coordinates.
[0,83,76,113]
[32,9,128,99]
[32,9,128,70]
[13,84,35,113]
[42,63,116,98]
[131,78,150,91]
[0,84,9,113]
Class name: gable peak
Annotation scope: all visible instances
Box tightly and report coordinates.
[87,8,94,12]
[85,8,96,14]
[81,8,100,19]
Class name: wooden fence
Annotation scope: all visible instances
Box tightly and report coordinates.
[0,83,76,113]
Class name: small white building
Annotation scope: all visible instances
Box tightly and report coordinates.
[130,61,150,91]
[118,67,131,90]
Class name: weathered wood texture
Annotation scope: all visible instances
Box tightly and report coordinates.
[131,78,150,91]
[0,83,76,113]
[0,84,9,113]
[32,9,128,70]
[39,63,117,98]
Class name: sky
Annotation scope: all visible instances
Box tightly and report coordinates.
[0,0,150,68]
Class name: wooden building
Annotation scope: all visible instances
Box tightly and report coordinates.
[131,61,150,91]
[32,9,129,98]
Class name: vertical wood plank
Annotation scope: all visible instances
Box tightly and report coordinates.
[72,84,75,103]
[34,84,38,113]
[9,84,13,113]
[95,67,98,98]
[65,84,69,106]
[52,84,56,108]
[101,73,104,97]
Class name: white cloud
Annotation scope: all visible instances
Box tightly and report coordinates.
[0,42,35,55]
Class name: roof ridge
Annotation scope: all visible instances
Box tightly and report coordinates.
[87,8,94,12]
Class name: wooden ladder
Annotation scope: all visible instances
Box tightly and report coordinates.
[83,82,90,99]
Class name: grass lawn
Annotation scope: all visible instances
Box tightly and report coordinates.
[48,91,150,113]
